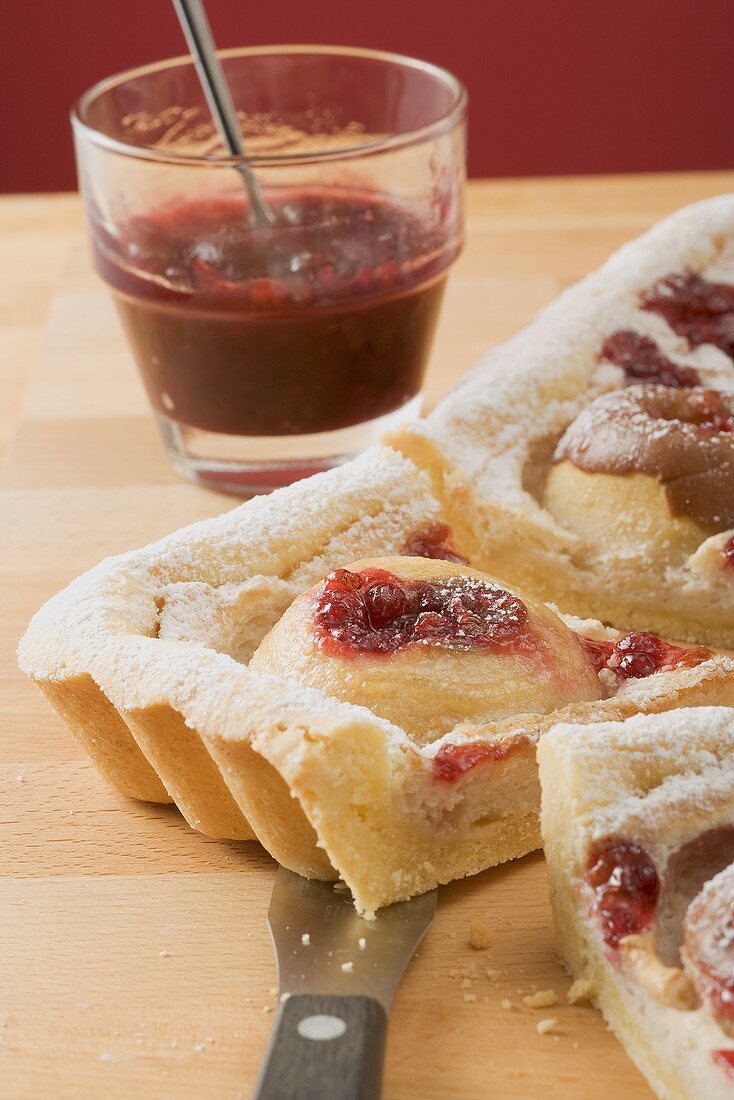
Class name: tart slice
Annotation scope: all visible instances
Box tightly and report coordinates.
[539,707,734,1100]
[202,556,734,914]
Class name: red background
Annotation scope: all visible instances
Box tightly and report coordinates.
[4,0,734,193]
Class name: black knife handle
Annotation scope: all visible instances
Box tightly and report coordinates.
[252,993,388,1100]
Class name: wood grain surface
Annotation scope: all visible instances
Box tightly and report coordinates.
[3,173,734,1099]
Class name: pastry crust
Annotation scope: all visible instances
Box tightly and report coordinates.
[388,195,734,645]
[539,708,734,1100]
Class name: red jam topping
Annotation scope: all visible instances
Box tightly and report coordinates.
[641,272,734,360]
[600,330,701,388]
[578,631,711,680]
[585,840,660,947]
[402,522,468,564]
[724,535,734,570]
[432,734,529,782]
[713,1050,734,1078]
[313,567,535,657]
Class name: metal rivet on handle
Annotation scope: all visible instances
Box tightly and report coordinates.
[297,1014,348,1041]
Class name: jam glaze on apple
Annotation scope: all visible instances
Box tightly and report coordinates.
[577,631,711,681]
[92,188,457,437]
[312,567,537,657]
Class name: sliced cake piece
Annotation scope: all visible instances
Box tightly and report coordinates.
[539,707,734,1100]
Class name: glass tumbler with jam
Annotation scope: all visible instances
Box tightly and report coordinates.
[72,46,466,492]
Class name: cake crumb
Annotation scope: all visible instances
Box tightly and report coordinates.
[567,977,595,1005]
[301,933,310,946]
[469,919,492,950]
[500,999,513,1010]
[463,993,477,1003]
[536,1017,559,1035]
[523,990,559,1009]
[484,967,501,982]
[341,961,353,973]
[460,978,472,990]
[193,1042,206,1052]
[158,949,171,958]
[262,1006,272,1014]
[268,986,278,997]
[333,881,349,893]
[358,937,366,950]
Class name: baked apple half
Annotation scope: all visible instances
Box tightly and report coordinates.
[251,556,604,743]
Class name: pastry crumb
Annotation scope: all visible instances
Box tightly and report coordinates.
[536,1017,559,1035]
[460,978,472,990]
[469,919,493,950]
[262,1006,272,1015]
[358,937,366,950]
[268,986,278,996]
[567,977,595,1005]
[463,993,477,1003]
[500,999,513,1010]
[341,961,353,972]
[484,967,501,982]
[158,949,171,957]
[523,990,559,1009]
[301,933,310,946]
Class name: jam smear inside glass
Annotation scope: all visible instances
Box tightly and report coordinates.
[599,329,701,389]
[92,188,457,436]
[585,839,660,947]
[312,566,535,657]
[641,272,734,360]
[578,630,711,680]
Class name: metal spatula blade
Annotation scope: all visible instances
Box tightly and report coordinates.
[253,868,437,1100]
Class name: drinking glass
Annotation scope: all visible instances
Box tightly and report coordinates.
[73,46,466,493]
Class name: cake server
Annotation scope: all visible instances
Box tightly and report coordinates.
[253,868,437,1100]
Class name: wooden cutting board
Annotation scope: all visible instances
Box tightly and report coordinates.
[4,174,734,1099]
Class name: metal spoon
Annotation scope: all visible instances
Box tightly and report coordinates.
[172,0,276,227]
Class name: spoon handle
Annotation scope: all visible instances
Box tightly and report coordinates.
[172,0,275,227]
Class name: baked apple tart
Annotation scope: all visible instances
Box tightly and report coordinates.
[539,707,734,1100]
[390,195,734,645]
[18,195,734,912]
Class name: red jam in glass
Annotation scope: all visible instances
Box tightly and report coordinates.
[402,522,468,563]
[432,734,529,782]
[641,272,734,360]
[91,189,457,436]
[585,840,660,947]
[599,329,701,388]
[312,566,535,657]
[578,631,711,680]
